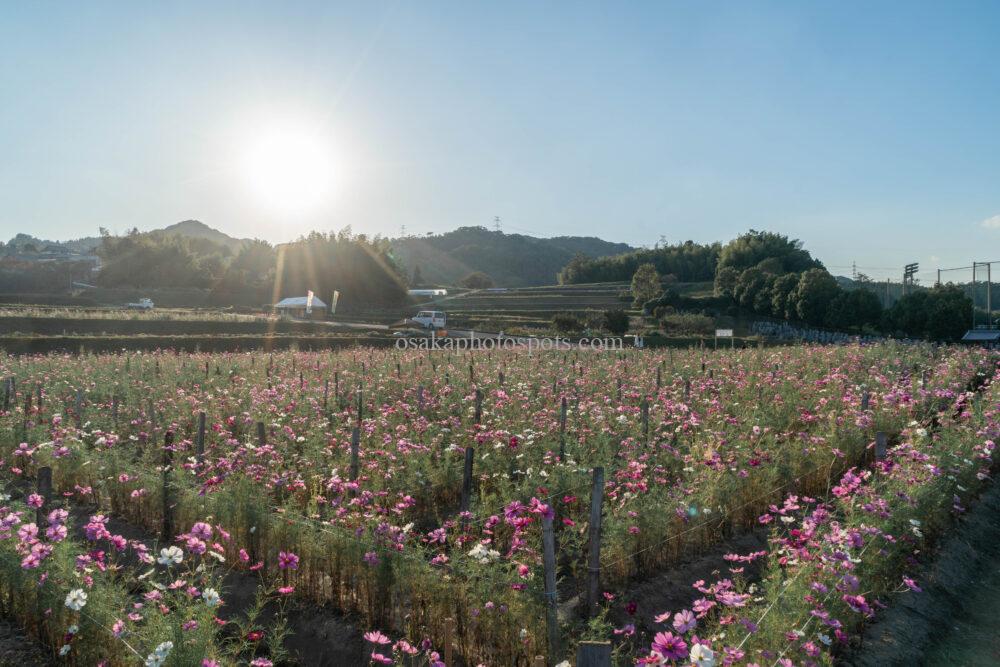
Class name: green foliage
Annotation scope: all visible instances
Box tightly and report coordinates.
[884,285,972,341]
[392,226,633,287]
[717,229,822,275]
[272,230,409,312]
[551,312,584,334]
[825,288,882,331]
[660,312,714,335]
[630,263,662,306]
[769,272,801,319]
[713,266,739,299]
[97,229,232,289]
[792,268,840,326]
[734,267,770,311]
[459,271,496,289]
[559,240,720,285]
[602,309,630,335]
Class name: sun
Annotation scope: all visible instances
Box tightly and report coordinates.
[242,122,336,215]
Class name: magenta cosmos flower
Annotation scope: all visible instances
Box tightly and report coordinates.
[277,551,299,570]
[652,631,688,660]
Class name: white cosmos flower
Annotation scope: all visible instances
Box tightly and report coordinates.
[64,588,87,611]
[468,543,500,564]
[690,643,715,667]
[157,546,183,566]
[203,587,221,607]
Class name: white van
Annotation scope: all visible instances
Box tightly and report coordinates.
[410,310,446,329]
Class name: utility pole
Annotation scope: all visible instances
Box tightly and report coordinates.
[976,261,994,329]
[903,263,919,296]
[972,262,977,329]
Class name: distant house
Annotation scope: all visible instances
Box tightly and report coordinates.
[274,295,328,318]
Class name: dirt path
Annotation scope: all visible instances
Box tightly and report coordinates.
[843,481,1000,667]
[0,617,54,666]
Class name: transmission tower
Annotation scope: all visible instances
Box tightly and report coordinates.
[493,216,501,232]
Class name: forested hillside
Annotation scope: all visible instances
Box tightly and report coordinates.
[391,226,633,287]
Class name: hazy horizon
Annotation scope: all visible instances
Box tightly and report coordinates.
[3,2,999,284]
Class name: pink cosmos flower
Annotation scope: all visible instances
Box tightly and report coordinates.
[672,609,697,633]
[189,522,213,540]
[277,551,299,570]
[651,631,688,660]
[364,630,391,645]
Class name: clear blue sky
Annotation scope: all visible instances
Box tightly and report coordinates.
[2,1,999,283]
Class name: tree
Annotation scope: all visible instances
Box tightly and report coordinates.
[631,263,662,306]
[411,265,424,287]
[560,240,721,285]
[458,271,495,289]
[733,267,769,311]
[885,286,971,341]
[791,269,840,326]
[603,309,630,336]
[714,266,739,301]
[552,312,583,334]
[273,231,409,312]
[770,273,801,319]
[717,230,822,275]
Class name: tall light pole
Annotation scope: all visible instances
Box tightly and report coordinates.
[903,263,918,296]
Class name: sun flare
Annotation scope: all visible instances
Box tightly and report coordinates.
[242,123,336,215]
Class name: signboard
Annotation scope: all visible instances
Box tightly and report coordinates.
[715,329,733,337]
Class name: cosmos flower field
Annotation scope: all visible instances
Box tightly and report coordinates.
[0,343,997,666]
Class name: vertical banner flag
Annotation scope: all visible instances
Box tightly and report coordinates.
[306,290,314,315]
[330,290,340,315]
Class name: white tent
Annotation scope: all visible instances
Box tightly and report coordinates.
[274,296,328,309]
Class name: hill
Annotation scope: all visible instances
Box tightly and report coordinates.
[155,220,249,252]
[390,226,633,287]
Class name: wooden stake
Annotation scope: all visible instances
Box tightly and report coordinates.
[586,466,604,618]
[162,431,174,541]
[474,389,482,424]
[257,421,266,447]
[576,641,612,667]
[460,447,474,526]
[875,431,887,462]
[443,617,454,667]
[350,427,361,481]
[195,411,206,464]
[541,516,560,661]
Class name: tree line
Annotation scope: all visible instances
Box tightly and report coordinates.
[93,227,409,312]
[622,230,972,342]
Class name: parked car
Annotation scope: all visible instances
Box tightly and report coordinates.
[409,310,446,329]
[126,298,154,310]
